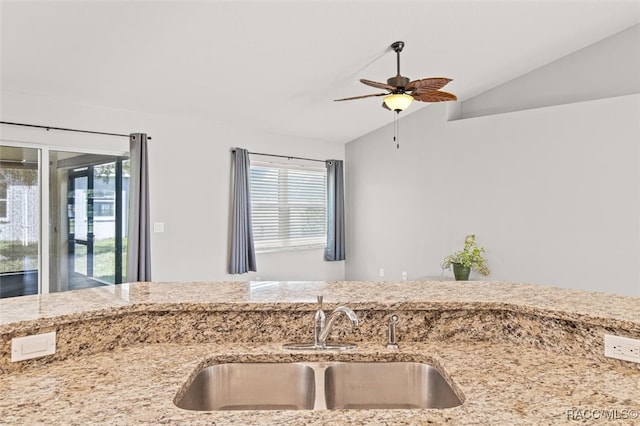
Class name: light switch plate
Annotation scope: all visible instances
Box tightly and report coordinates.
[604,334,640,364]
[11,331,56,362]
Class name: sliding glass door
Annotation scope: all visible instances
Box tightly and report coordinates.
[0,143,128,299]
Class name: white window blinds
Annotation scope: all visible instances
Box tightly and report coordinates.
[250,161,327,251]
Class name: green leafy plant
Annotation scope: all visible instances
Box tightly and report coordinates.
[442,234,490,276]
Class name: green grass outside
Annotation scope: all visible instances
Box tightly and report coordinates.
[1,238,127,283]
[0,240,38,273]
[76,237,127,284]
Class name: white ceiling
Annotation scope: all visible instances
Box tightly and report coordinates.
[1,1,639,144]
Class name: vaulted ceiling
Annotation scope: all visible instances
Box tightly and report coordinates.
[1,1,639,143]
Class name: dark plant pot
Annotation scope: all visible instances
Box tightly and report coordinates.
[452,263,471,281]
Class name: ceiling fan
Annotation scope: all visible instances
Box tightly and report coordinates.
[334,41,457,112]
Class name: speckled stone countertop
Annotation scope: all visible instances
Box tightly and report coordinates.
[1,341,639,425]
[1,281,639,425]
[2,280,639,328]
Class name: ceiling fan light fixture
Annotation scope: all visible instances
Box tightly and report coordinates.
[384,93,414,111]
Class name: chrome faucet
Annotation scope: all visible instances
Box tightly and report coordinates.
[283,295,360,351]
[313,295,327,347]
[318,306,360,346]
[314,295,359,348]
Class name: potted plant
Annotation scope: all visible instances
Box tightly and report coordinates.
[442,234,490,280]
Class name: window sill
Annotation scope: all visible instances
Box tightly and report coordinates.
[256,244,325,255]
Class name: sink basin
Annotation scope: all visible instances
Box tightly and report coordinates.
[175,363,315,411]
[324,362,462,409]
[175,361,462,411]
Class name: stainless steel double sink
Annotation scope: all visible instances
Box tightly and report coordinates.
[175,361,462,411]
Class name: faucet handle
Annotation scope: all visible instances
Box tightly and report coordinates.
[386,314,400,350]
[316,295,323,310]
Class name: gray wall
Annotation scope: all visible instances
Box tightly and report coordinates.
[459,24,640,119]
[1,90,345,283]
[345,25,640,297]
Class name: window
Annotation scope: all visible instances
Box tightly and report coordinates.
[93,190,116,218]
[250,161,326,251]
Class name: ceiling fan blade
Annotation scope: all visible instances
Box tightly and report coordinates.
[360,78,396,90]
[413,90,457,102]
[334,93,387,102]
[405,77,452,92]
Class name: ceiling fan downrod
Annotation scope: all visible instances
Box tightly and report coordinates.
[388,41,409,89]
[391,41,404,74]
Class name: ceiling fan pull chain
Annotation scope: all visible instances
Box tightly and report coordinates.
[396,112,400,149]
[393,111,400,149]
[393,111,396,146]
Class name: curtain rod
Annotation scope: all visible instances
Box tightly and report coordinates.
[0,121,152,140]
[232,149,325,163]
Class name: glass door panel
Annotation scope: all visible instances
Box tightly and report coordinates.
[93,162,116,284]
[0,146,40,298]
[50,151,128,292]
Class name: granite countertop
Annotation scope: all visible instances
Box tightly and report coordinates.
[1,341,639,425]
[1,281,639,425]
[2,280,639,329]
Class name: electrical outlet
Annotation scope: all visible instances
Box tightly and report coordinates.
[604,334,640,363]
[401,271,407,281]
[11,331,56,362]
[378,268,384,278]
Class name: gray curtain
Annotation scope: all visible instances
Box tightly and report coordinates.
[229,148,257,273]
[126,133,152,281]
[325,160,346,261]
